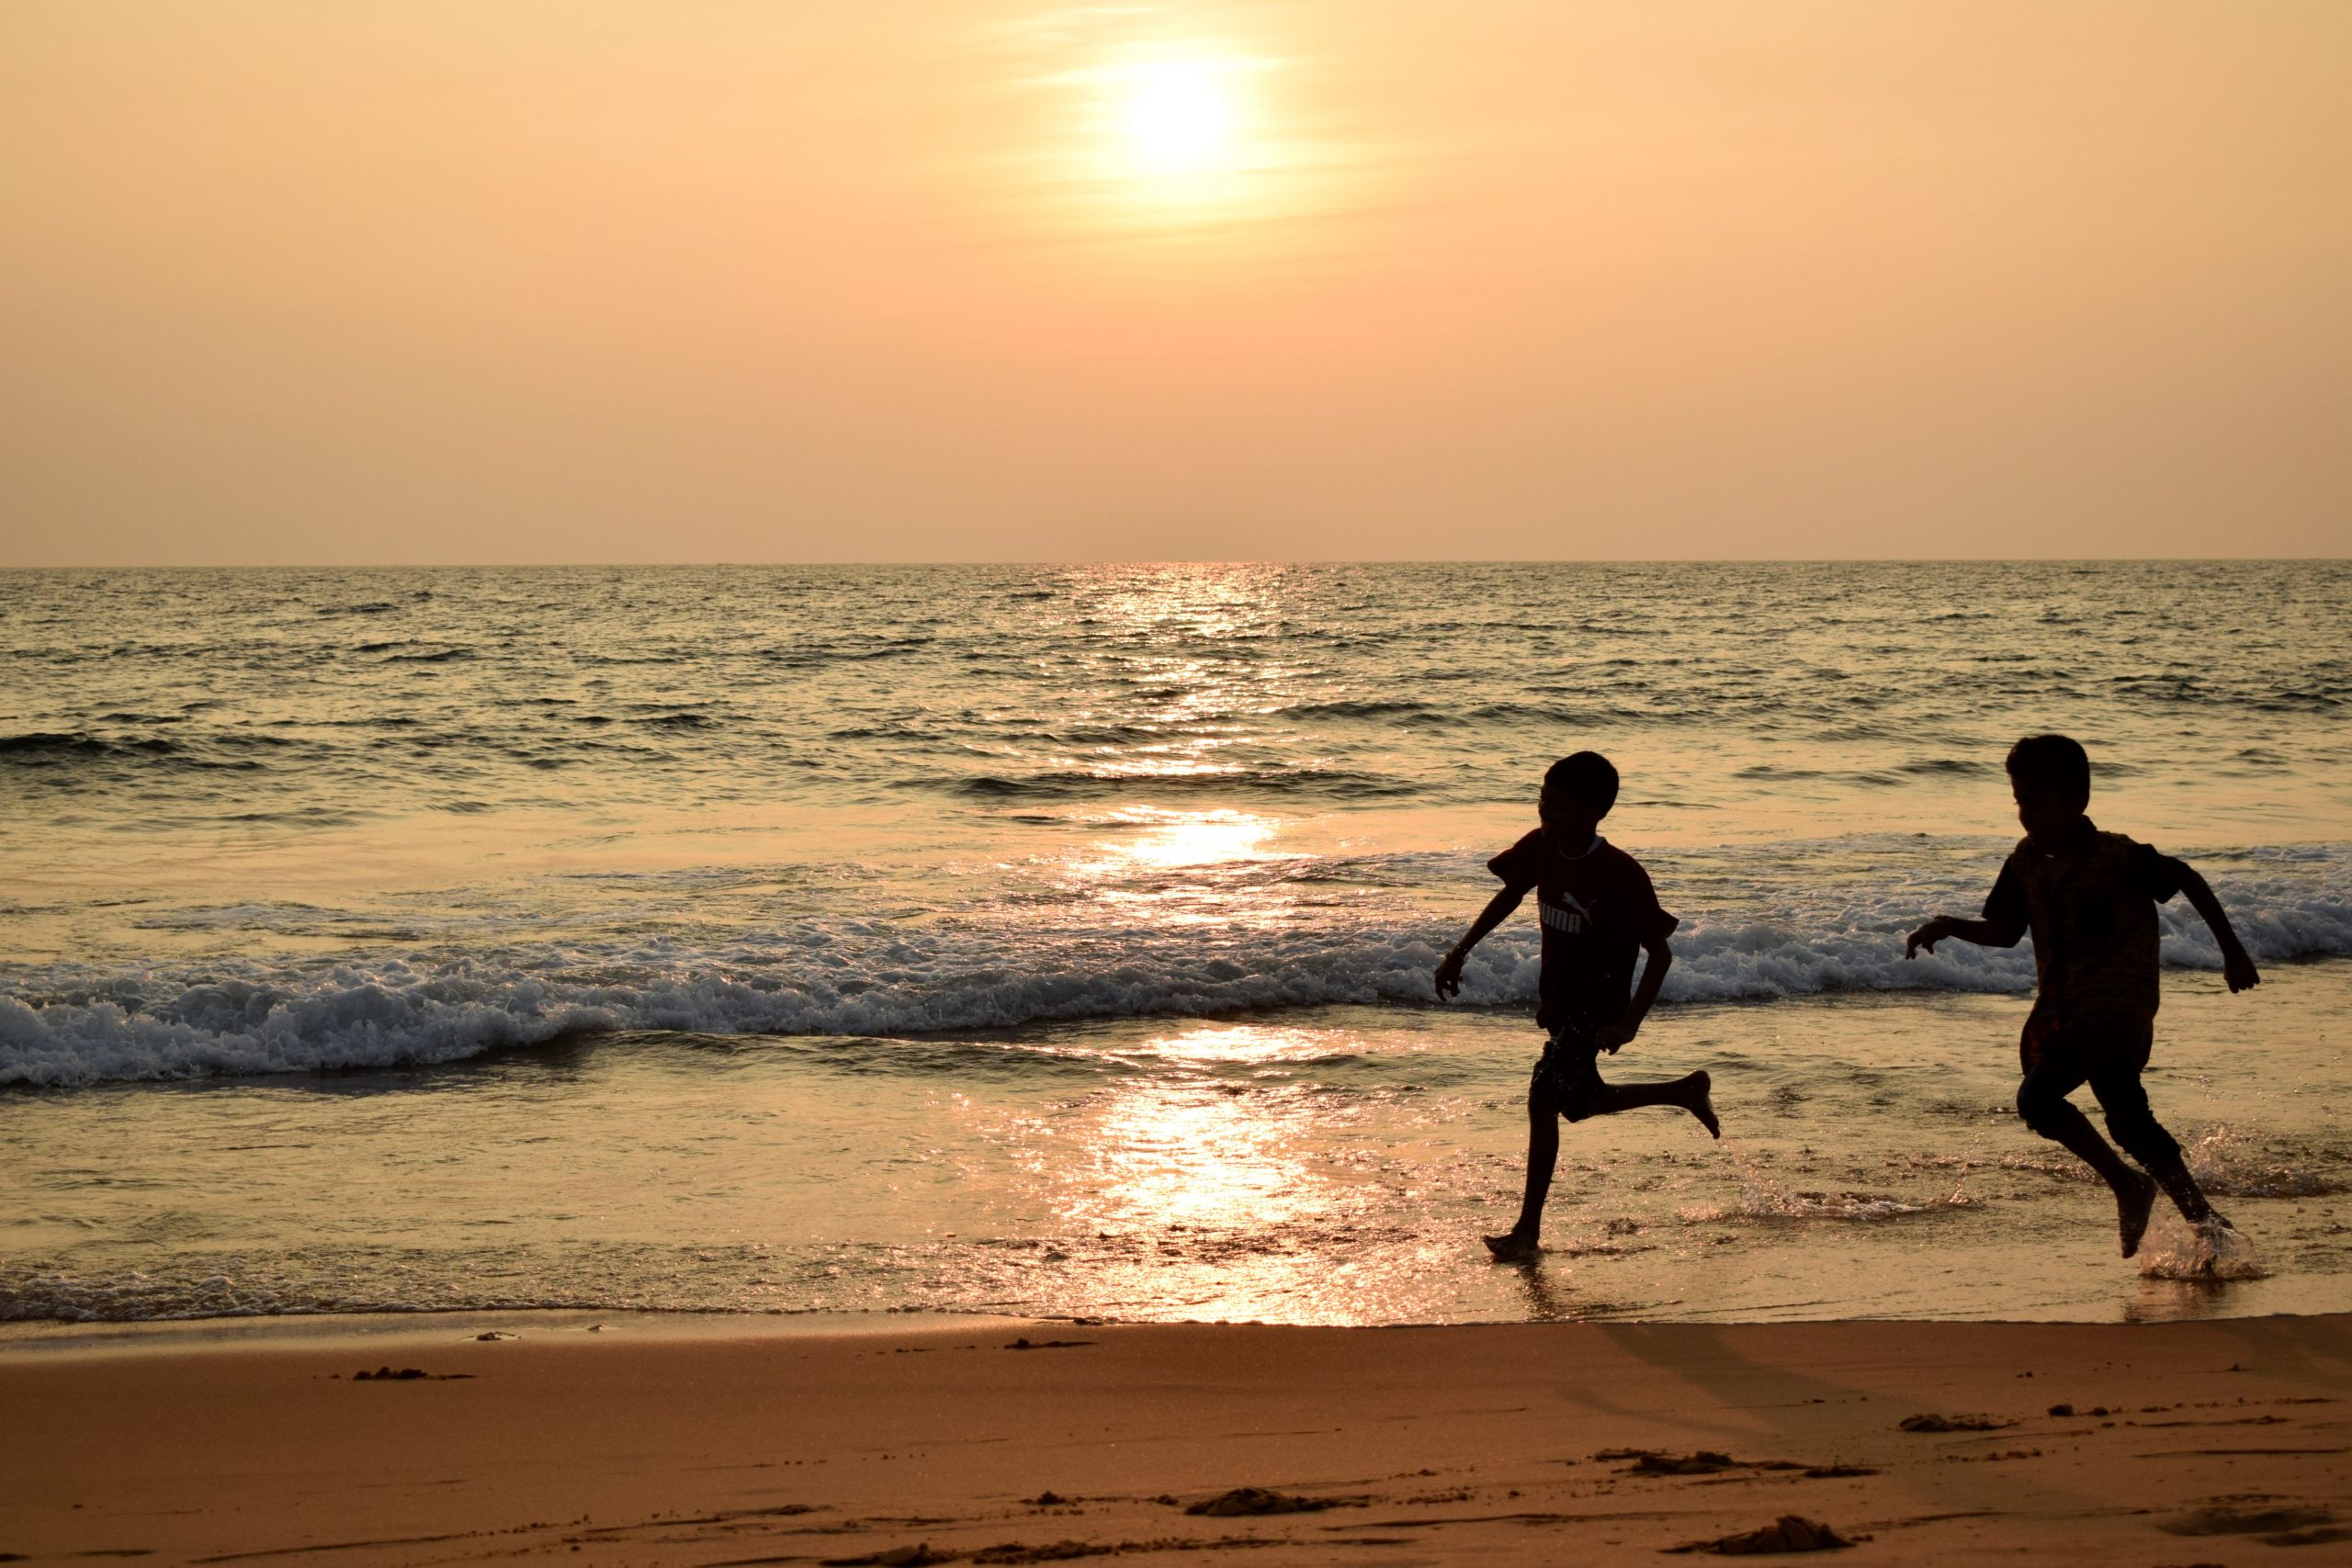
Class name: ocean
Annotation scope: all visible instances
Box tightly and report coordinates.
[3,561,2347,1328]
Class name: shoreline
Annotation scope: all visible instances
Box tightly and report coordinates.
[0,1306,1046,1357]
[5,1312,2346,1563]
[4,1279,2348,1351]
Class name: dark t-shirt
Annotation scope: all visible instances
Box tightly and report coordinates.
[1980,820,2187,1023]
[1488,831,1678,1034]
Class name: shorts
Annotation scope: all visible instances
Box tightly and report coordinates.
[1530,1026,1605,1122]
[2018,1007,2154,1077]
[2015,1006,2178,1162]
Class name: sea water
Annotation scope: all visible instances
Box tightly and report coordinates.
[2,562,2346,1325]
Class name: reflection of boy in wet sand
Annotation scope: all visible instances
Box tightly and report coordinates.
[1906,734,2259,1258]
[1435,751,1719,1263]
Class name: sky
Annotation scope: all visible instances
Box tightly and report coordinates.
[3,2,2347,565]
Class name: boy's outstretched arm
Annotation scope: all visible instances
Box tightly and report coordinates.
[1905,914,2025,958]
[1596,935,1671,1052]
[1434,886,1524,998]
[2175,862,2261,992]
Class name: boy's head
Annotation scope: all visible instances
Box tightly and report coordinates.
[1540,751,1618,840]
[2005,733,2091,849]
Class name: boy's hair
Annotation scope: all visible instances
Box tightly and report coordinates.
[1544,751,1620,815]
[2006,733,2091,804]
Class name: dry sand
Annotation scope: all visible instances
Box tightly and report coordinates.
[3,1312,2347,1564]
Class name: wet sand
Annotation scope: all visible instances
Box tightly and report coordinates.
[3,1312,2347,1564]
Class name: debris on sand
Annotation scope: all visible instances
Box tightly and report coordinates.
[350,1366,472,1382]
[1606,1449,1874,1480]
[1182,1487,1350,1517]
[1004,1338,1094,1351]
[2158,1504,2333,1537]
[1666,1515,1859,1554]
[975,1542,1271,1564]
[1627,1451,1740,1474]
[1899,1412,2010,1432]
[820,1546,953,1566]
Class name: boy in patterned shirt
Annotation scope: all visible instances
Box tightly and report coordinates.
[1906,733,2260,1258]
[1436,751,1719,1262]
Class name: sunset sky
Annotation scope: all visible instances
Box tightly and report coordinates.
[4,2,2346,565]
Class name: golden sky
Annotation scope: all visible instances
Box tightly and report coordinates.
[4,2,2347,563]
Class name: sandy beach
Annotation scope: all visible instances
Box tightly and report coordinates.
[4,1311,2346,1564]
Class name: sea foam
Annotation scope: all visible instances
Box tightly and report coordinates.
[6,874,2346,1087]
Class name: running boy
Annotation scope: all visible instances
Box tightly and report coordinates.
[1435,751,1719,1262]
[1905,734,2260,1258]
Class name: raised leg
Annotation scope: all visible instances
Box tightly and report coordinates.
[1591,1069,1720,1138]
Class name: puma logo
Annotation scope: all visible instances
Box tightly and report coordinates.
[1541,890,1595,933]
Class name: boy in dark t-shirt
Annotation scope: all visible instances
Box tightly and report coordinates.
[1905,733,2260,1259]
[1435,751,1720,1263]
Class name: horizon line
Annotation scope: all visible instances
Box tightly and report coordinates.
[5,556,2347,571]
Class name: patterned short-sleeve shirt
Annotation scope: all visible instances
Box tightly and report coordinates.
[1489,831,1678,1033]
[1982,818,2187,1025]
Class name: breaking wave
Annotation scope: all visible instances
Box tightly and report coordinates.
[6,870,2346,1087]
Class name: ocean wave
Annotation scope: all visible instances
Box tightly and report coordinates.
[930,767,1420,802]
[0,729,288,773]
[1272,699,1435,721]
[1894,757,1996,776]
[0,730,175,762]
[6,877,2346,1088]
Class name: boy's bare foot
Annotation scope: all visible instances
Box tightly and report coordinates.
[2117,1169,2159,1258]
[1483,1231,1540,1263]
[1686,1070,1721,1139]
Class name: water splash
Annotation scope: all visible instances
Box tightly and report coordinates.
[2185,1126,2345,1198]
[2137,1214,2269,1281]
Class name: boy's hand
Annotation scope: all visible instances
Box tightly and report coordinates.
[1433,947,1466,1000]
[1595,1021,1634,1053]
[1905,917,1952,958]
[2222,945,2261,993]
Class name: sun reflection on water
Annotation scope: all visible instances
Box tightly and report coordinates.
[1025,1023,1377,1317]
[1058,807,1301,930]
[1093,807,1283,868]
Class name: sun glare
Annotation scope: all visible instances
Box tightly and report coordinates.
[1024,39,1356,246]
[1123,61,1235,173]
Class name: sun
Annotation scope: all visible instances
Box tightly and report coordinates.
[1120,61,1237,175]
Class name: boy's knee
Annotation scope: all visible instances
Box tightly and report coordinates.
[2015,1080,2071,1137]
[2004,1081,2079,1142]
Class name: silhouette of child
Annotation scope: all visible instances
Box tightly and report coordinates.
[1435,751,1720,1263]
[1906,733,2260,1258]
